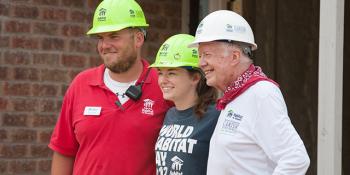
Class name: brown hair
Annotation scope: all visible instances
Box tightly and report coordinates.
[187,68,218,119]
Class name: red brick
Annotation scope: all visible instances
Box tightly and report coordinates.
[0,36,10,48]
[30,144,52,157]
[89,56,102,67]
[32,84,58,97]
[10,129,37,142]
[140,2,160,15]
[13,5,39,19]
[70,10,89,23]
[61,85,69,96]
[11,36,39,49]
[41,38,65,51]
[69,70,83,80]
[62,24,86,37]
[87,0,100,9]
[39,99,58,112]
[38,130,53,143]
[62,54,86,68]
[62,0,84,8]
[33,0,59,5]
[32,114,57,127]
[0,144,27,158]
[12,98,38,112]
[33,53,59,65]
[5,20,31,33]
[2,113,28,126]
[41,69,68,82]
[14,67,39,81]
[4,82,31,96]
[8,160,36,174]
[69,39,96,53]
[4,51,31,65]
[0,98,7,110]
[33,22,59,35]
[38,159,51,172]
[0,129,8,141]
[0,160,8,173]
[42,8,67,21]
[12,0,31,2]
[0,3,9,16]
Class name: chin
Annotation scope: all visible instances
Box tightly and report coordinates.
[162,94,173,101]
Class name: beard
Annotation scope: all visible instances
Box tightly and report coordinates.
[103,50,138,74]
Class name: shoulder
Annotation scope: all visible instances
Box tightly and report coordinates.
[202,104,220,121]
[248,80,282,99]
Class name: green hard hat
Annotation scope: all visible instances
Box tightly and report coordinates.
[87,0,149,35]
[150,34,199,68]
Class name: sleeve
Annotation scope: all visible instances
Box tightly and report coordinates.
[252,86,310,175]
[48,86,79,157]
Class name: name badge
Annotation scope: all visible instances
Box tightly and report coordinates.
[84,106,101,116]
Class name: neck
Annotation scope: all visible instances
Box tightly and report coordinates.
[174,91,198,111]
[220,62,252,91]
[108,58,143,83]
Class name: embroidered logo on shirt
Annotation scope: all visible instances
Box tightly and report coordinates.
[170,156,184,172]
[141,99,154,115]
[221,109,244,134]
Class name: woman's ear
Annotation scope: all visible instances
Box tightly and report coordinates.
[191,72,201,85]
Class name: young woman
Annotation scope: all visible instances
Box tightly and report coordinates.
[150,34,220,175]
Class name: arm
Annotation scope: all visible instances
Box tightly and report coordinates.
[51,151,75,175]
[253,86,310,175]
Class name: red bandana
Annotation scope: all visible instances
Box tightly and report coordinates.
[216,64,278,110]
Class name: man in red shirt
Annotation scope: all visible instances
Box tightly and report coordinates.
[49,0,171,174]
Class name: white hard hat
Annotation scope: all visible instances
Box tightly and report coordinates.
[189,10,257,50]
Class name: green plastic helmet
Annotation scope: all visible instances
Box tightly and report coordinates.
[87,0,149,35]
[150,34,199,68]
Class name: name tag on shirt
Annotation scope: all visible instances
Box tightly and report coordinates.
[84,106,101,116]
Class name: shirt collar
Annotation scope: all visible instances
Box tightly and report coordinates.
[88,59,152,86]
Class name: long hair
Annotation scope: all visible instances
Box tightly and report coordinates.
[187,68,218,119]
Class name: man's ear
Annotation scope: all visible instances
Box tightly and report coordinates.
[230,50,241,66]
[134,31,144,48]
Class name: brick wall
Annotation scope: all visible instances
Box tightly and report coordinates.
[0,0,182,174]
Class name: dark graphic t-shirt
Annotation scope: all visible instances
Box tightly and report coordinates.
[155,105,219,175]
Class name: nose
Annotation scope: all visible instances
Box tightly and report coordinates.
[199,55,207,68]
[99,39,108,49]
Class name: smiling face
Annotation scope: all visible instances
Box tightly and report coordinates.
[157,68,199,106]
[96,28,142,74]
[198,41,238,91]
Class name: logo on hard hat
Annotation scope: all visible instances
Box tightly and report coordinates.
[129,9,135,17]
[174,53,181,60]
[225,24,233,32]
[192,49,198,58]
[233,25,246,33]
[98,8,106,21]
[196,23,204,34]
[159,44,169,57]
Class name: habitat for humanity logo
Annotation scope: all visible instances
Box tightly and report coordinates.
[171,156,184,173]
[97,8,106,21]
[142,99,154,115]
[221,109,243,134]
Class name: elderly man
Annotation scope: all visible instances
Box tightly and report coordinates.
[189,10,310,175]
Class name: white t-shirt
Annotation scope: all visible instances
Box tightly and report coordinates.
[103,68,137,104]
[207,81,310,175]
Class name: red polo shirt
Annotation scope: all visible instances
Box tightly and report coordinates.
[49,59,170,175]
